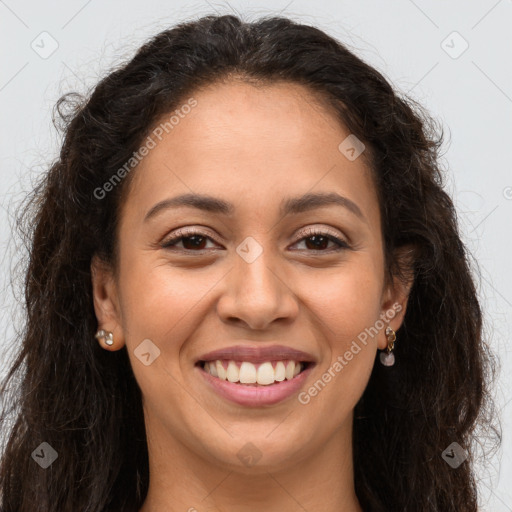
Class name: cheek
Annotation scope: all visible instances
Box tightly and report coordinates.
[296,256,384,344]
[117,259,217,420]
[291,256,383,414]
[118,255,214,343]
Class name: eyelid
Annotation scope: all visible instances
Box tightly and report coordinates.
[293,225,348,244]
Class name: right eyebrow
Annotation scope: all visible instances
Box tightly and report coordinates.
[144,193,234,222]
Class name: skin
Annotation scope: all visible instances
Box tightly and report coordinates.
[91,79,412,512]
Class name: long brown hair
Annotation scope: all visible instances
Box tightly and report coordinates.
[0,14,499,511]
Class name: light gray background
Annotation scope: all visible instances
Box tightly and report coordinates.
[0,1,511,510]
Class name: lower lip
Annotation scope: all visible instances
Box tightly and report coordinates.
[196,363,314,407]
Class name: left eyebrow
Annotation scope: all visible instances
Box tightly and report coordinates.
[143,191,366,223]
[279,192,365,222]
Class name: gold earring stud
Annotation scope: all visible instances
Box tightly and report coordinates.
[95,329,114,346]
[380,326,396,366]
[385,326,396,352]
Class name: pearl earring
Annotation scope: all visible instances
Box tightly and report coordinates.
[379,326,396,366]
[95,329,114,346]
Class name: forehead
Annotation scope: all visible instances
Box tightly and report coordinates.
[122,79,379,225]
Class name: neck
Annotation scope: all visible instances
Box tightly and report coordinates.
[139,413,362,512]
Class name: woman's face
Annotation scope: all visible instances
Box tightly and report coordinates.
[93,80,408,473]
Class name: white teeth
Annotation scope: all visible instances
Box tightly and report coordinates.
[285,361,295,380]
[226,361,239,382]
[274,361,286,381]
[257,362,275,385]
[216,360,227,380]
[204,360,304,385]
[208,361,218,378]
[239,362,257,383]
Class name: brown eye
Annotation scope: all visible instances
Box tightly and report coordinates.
[303,234,333,250]
[161,230,219,251]
[293,227,349,252]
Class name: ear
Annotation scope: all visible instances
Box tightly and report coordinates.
[91,254,125,350]
[377,245,416,350]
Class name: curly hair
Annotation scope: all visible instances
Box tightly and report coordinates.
[0,13,499,512]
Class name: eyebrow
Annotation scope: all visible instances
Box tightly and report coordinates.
[144,191,365,222]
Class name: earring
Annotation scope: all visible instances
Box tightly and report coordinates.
[379,326,396,366]
[95,329,114,346]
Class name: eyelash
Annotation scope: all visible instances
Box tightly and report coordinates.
[160,226,350,254]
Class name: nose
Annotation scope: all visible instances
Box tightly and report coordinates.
[216,248,299,331]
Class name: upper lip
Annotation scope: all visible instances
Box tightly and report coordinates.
[196,344,317,365]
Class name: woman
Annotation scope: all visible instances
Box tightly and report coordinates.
[0,13,498,512]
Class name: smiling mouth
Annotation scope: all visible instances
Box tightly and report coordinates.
[197,359,312,386]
